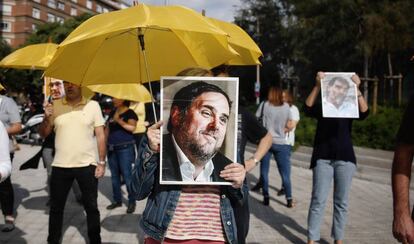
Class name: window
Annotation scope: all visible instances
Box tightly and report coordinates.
[2,5,11,16]
[96,4,103,13]
[32,7,40,19]
[57,1,65,11]
[56,16,64,23]
[103,8,109,13]
[32,24,37,31]
[47,13,55,22]
[3,38,11,45]
[86,0,92,9]
[70,7,77,16]
[47,0,56,8]
[1,22,11,32]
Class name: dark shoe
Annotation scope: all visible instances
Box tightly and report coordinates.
[251,182,262,192]
[287,199,296,208]
[277,188,285,196]
[263,196,269,206]
[2,218,15,232]
[106,202,122,210]
[126,203,136,214]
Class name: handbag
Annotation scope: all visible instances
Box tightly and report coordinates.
[257,101,265,125]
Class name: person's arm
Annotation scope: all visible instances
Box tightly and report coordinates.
[114,110,137,132]
[130,121,163,200]
[244,132,272,172]
[94,125,106,178]
[351,74,368,113]
[392,143,414,243]
[6,123,22,135]
[0,123,11,182]
[39,102,54,138]
[305,71,323,107]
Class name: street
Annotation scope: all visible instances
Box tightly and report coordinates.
[0,144,408,243]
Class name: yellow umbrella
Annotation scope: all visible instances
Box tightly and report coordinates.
[0,43,57,69]
[87,83,152,102]
[207,17,262,65]
[45,3,238,86]
[0,84,5,91]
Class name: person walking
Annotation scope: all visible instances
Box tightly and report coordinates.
[253,86,295,207]
[305,72,368,244]
[105,97,137,213]
[39,81,106,244]
[0,89,22,232]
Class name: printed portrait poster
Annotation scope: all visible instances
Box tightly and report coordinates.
[160,76,239,185]
[321,72,359,118]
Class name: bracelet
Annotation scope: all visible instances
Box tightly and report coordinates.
[250,156,259,165]
[97,160,106,166]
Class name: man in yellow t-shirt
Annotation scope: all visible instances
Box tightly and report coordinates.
[39,81,106,244]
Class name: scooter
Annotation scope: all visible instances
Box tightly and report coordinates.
[15,113,44,145]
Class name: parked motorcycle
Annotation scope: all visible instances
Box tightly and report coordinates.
[15,113,44,145]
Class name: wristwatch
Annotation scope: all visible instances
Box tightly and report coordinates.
[250,156,259,165]
[98,160,106,166]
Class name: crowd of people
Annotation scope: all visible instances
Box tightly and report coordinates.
[0,67,412,244]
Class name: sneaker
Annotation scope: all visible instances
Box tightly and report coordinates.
[251,182,262,192]
[287,199,296,208]
[263,196,270,206]
[2,217,15,232]
[126,203,136,214]
[277,188,285,196]
[106,202,122,210]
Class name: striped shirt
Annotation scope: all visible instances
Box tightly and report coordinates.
[165,185,226,242]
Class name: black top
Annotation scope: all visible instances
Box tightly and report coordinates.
[237,107,268,163]
[396,96,414,145]
[304,103,369,168]
[107,109,138,145]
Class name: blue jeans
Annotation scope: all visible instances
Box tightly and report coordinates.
[108,143,136,204]
[260,144,292,200]
[307,159,356,241]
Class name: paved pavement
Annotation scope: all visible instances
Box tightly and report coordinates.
[0,144,410,243]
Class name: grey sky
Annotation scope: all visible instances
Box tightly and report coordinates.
[125,0,242,22]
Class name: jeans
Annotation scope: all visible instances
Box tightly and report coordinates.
[260,144,292,200]
[42,148,82,200]
[307,159,356,241]
[108,143,135,204]
[48,165,101,244]
[0,153,14,216]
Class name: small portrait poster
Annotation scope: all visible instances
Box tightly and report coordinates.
[160,76,239,185]
[321,72,359,118]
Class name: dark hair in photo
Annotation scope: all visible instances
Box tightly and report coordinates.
[167,81,232,132]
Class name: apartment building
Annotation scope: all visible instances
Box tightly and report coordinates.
[1,0,130,47]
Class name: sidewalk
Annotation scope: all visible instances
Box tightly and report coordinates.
[0,144,406,243]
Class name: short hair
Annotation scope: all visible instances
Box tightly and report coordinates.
[176,67,212,77]
[267,86,283,106]
[167,81,231,132]
[328,76,350,89]
[123,100,131,107]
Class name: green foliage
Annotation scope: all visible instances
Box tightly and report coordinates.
[295,104,403,150]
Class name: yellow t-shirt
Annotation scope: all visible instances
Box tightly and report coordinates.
[51,98,104,168]
[130,102,146,134]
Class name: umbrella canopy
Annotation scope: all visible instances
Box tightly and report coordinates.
[87,83,152,102]
[207,17,262,65]
[45,4,238,86]
[0,43,57,70]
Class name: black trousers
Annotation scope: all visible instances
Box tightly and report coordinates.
[47,165,101,244]
[0,153,14,216]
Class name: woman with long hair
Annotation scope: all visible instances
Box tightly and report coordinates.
[255,86,295,207]
[105,98,138,213]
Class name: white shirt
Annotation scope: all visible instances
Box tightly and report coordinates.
[172,135,214,182]
[0,121,11,183]
[286,105,300,146]
[322,100,359,118]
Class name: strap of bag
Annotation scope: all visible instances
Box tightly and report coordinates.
[259,101,265,119]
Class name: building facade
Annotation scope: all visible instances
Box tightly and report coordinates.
[1,0,130,47]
